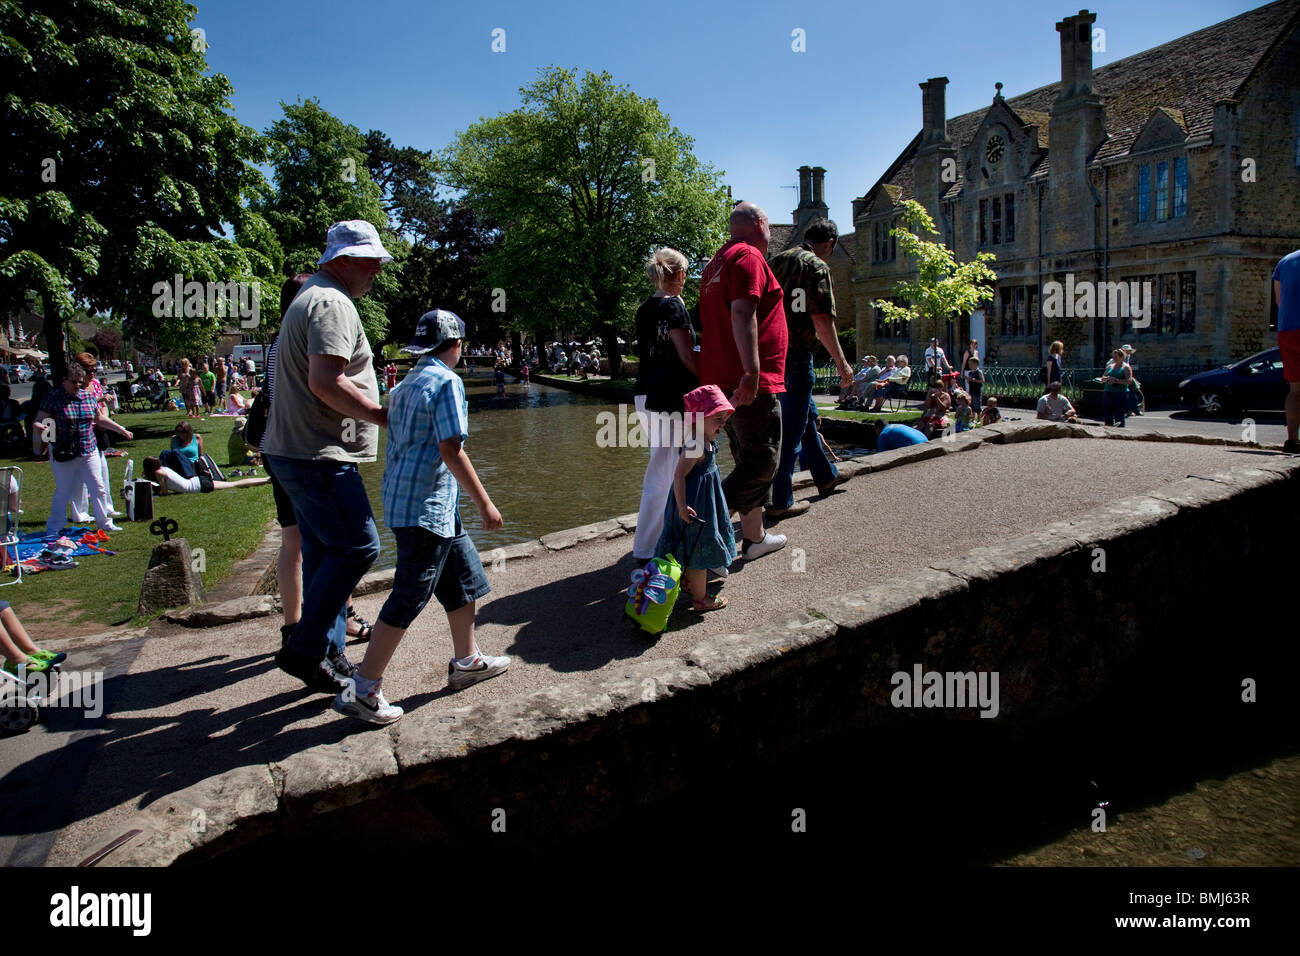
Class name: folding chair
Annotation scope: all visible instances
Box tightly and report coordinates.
[1,466,24,586]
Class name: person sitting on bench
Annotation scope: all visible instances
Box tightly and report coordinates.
[869,355,911,411]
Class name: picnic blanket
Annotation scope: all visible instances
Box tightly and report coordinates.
[3,526,116,573]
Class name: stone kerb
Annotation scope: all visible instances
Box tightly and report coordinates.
[75,434,1300,865]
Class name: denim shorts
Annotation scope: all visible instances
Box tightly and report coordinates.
[379,521,491,629]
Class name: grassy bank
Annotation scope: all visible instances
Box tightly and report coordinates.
[2,391,274,635]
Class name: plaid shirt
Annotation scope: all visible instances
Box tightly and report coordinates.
[39,386,98,456]
[382,355,469,535]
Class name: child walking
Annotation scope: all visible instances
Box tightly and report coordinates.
[654,384,736,612]
[186,370,203,419]
[333,309,509,725]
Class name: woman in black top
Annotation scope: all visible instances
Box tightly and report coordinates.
[632,247,700,561]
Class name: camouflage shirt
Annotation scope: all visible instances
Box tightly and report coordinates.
[769,242,836,352]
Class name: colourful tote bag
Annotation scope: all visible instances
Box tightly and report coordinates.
[624,553,684,635]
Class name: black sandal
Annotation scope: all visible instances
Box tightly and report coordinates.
[346,606,374,641]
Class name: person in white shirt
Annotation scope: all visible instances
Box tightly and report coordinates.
[924,337,952,375]
[1036,381,1078,422]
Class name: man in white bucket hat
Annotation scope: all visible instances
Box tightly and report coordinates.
[264,220,393,695]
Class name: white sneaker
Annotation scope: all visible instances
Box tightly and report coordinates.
[709,566,729,577]
[333,682,404,724]
[71,511,92,523]
[741,532,786,560]
[102,523,123,533]
[108,510,124,518]
[448,652,510,690]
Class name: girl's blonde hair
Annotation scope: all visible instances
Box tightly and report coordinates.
[1049,340,1064,355]
[646,247,689,288]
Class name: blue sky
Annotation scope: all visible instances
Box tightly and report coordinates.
[198,0,1265,230]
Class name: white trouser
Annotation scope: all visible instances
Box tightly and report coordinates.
[75,448,116,516]
[633,394,684,560]
[49,452,110,534]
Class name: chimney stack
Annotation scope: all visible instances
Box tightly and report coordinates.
[811,167,826,207]
[919,77,951,148]
[797,165,813,207]
[1056,10,1097,102]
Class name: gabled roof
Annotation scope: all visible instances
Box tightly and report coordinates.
[856,0,1299,208]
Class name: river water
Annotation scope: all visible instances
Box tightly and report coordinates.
[358,372,864,570]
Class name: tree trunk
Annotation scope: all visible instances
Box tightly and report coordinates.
[599,323,622,378]
[41,291,66,383]
[509,329,523,371]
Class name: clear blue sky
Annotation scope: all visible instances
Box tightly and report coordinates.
[198,0,1265,229]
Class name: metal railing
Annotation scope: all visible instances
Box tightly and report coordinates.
[818,362,1213,403]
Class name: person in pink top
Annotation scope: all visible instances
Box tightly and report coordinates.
[697,201,788,561]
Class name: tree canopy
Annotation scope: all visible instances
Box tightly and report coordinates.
[0,0,277,375]
[442,66,731,373]
[873,200,997,343]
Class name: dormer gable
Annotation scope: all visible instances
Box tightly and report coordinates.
[1131,107,1188,154]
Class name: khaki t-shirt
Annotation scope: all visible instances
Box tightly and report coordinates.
[262,272,379,462]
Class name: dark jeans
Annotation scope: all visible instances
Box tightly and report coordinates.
[264,455,381,660]
[1102,390,1127,427]
[773,351,836,507]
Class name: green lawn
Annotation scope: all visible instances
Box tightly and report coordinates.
[820,408,922,424]
[2,390,275,633]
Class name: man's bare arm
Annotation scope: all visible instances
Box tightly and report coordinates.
[308,354,387,427]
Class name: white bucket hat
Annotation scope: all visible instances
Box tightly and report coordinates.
[317,220,394,266]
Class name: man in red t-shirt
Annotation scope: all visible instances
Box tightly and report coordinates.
[698,201,789,560]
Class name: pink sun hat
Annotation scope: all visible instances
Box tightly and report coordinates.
[683,384,735,418]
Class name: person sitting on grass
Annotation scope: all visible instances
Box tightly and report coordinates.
[170,421,204,464]
[952,389,973,432]
[142,455,269,494]
[0,600,66,676]
[918,384,952,438]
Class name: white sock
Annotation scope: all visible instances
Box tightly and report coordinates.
[352,674,381,697]
[454,650,481,667]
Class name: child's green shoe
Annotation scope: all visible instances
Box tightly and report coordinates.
[28,649,67,667]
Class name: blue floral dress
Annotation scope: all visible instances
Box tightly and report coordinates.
[654,439,736,571]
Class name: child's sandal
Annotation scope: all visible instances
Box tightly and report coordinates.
[691,594,727,612]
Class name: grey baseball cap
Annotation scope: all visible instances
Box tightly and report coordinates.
[404,309,466,355]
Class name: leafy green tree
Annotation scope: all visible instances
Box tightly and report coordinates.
[253,100,403,343]
[0,0,278,378]
[873,200,997,347]
[443,66,730,375]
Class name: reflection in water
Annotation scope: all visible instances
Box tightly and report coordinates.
[361,374,753,570]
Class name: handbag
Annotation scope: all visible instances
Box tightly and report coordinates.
[242,385,269,448]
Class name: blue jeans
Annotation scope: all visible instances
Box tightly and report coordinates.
[773,351,837,509]
[1102,390,1127,427]
[265,455,381,660]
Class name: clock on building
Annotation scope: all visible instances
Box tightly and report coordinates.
[985,134,1006,164]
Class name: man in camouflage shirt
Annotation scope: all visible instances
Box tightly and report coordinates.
[767,218,854,518]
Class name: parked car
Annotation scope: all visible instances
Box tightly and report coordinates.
[1179,348,1287,416]
[0,364,32,384]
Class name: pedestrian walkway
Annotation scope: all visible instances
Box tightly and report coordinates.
[32,434,1273,863]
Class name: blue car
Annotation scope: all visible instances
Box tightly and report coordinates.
[1178,348,1287,416]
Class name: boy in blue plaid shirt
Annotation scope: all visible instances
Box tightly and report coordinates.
[335,309,508,724]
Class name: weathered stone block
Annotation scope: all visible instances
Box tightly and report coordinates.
[138,538,206,617]
[540,519,624,551]
[275,733,400,818]
[165,594,278,627]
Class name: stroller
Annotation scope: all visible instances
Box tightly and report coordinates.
[117,377,171,413]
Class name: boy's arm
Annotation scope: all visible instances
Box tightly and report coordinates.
[439,437,502,531]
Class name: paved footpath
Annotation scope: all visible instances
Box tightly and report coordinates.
[8,435,1277,864]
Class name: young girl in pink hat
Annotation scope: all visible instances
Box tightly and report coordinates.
[654,384,737,611]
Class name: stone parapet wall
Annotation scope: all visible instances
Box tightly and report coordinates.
[72,424,1300,865]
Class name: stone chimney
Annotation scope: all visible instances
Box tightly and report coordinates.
[1046,9,1106,256]
[919,77,951,148]
[811,167,827,208]
[1056,9,1096,102]
[914,77,957,222]
[797,165,813,207]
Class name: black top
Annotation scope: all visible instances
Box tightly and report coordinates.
[634,294,697,413]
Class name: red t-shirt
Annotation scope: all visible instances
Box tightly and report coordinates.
[698,239,787,394]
